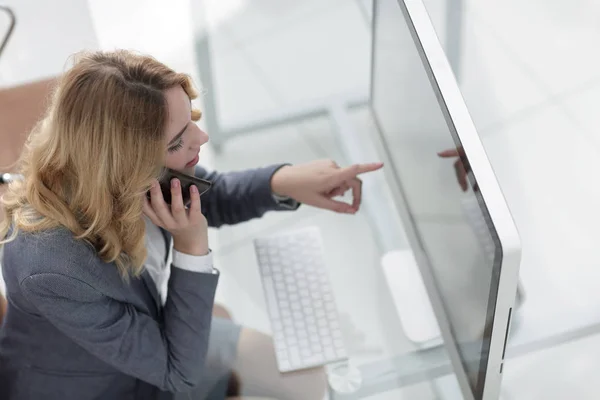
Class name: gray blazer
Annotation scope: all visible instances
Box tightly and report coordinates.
[0,164,298,400]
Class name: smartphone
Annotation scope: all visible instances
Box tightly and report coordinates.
[148,167,212,206]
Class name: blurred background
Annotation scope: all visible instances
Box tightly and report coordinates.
[1,0,600,398]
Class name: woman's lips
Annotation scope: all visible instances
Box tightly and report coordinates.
[186,154,199,168]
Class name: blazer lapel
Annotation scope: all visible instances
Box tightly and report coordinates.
[140,269,161,316]
[159,228,172,264]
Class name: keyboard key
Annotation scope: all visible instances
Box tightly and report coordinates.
[324,347,336,359]
[301,348,312,358]
[277,350,288,360]
[289,347,302,367]
[287,336,298,345]
[262,279,280,319]
[274,328,285,339]
[297,327,308,338]
[311,343,322,354]
[303,354,325,365]
[275,341,286,352]
[279,360,291,372]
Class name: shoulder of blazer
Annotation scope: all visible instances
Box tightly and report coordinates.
[3,227,123,292]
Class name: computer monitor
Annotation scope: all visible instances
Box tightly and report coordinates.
[369,0,521,399]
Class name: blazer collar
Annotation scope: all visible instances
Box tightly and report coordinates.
[140,227,172,314]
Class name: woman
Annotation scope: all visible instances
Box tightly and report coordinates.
[0,50,383,399]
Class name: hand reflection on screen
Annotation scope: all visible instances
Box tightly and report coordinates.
[438,148,469,192]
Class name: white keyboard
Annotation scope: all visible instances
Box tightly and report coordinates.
[254,227,348,373]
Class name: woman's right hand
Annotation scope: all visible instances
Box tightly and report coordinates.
[143,178,209,256]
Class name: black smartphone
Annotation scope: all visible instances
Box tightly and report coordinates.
[148,167,212,206]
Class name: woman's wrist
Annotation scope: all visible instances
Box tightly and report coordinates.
[172,234,209,256]
[270,165,292,198]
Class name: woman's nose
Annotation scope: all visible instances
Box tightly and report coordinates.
[190,124,209,147]
[199,128,209,145]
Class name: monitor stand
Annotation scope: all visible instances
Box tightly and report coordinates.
[380,250,443,348]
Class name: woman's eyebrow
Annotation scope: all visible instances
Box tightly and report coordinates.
[168,122,189,146]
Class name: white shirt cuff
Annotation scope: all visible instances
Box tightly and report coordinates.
[172,249,215,274]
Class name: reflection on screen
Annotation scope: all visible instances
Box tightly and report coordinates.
[370,0,502,396]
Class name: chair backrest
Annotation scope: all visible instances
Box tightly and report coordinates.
[0,77,57,226]
[0,293,5,323]
[0,78,56,173]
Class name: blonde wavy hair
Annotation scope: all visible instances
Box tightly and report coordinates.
[0,50,202,277]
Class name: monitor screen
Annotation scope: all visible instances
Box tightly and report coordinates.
[370,0,503,396]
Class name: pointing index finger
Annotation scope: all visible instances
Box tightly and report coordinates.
[337,162,383,181]
[437,147,464,158]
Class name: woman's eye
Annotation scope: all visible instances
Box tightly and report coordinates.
[168,141,184,153]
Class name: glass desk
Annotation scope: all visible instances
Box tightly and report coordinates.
[196,0,600,397]
[211,100,600,399]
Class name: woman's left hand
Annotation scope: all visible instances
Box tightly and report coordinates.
[270,159,384,214]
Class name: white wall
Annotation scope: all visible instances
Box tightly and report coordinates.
[86,0,201,82]
[0,0,99,88]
